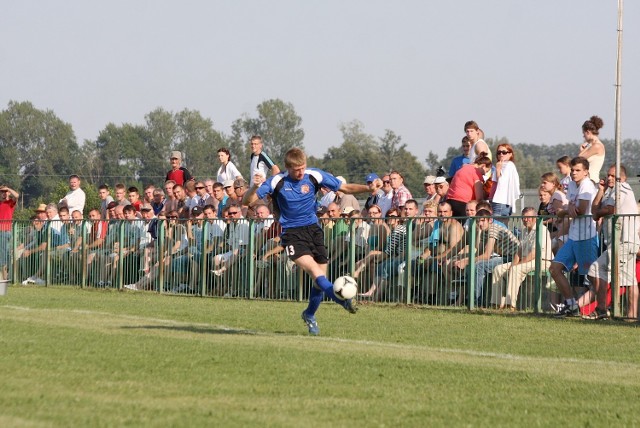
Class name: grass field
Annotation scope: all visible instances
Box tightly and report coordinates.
[2,286,640,427]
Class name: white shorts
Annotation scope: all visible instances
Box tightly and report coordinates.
[587,243,639,286]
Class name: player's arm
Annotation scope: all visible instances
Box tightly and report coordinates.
[243,174,264,206]
[339,183,369,195]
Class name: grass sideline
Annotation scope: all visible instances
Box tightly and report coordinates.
[1,286,640,427]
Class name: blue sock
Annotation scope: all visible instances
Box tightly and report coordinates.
[316,275,345,305]
[306,285,323,316]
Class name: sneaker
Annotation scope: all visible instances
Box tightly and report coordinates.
[342,298,357,314]
[554,302,580,318]
[582,308,610,321]
[124,283,139,291]
[32,277,45,285]
[301,311,320,336]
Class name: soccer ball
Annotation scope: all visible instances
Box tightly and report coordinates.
[333,275,358,300]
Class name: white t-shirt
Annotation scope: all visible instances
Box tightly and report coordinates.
[61,188,86,214]
[601,182,638,245]
[567,178,597,241]
[490,161,520,213]
[216,161,243,184]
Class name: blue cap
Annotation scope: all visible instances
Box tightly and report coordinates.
[365,173,379,183]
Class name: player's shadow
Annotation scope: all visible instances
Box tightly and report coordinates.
[121,325,257,335]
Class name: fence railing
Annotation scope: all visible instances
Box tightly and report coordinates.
[2,214,638,317]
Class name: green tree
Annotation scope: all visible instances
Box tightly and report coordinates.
[93,123,146,186]
[230,99,305,175]
[174,109,226,180]
[0,100,79,205]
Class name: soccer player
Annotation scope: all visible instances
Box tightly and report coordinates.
[243,148,369,335]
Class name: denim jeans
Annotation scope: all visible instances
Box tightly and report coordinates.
[491,202,511,217]
[468,255,508,303]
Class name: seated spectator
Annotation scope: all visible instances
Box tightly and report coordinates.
[334,176,361,212]
[451,208,520,306]
[210,203,250,280]
[128,186,142,212]
[358,210,406,300]
[490,207,553,310]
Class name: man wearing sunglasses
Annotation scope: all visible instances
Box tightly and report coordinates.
[244,148,369,335]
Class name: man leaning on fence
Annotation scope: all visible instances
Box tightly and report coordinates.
[585,165,640,320]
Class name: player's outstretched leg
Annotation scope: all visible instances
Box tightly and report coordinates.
[316,275,357,314]
[301,285,323,335]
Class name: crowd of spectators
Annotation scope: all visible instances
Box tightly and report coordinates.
[3,119,640,319]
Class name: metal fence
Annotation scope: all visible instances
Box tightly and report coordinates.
[2,214,638,317]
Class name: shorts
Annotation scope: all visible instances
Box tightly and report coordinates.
[587,243,639,285]
[552,236,599,275]
[281,224,328,264]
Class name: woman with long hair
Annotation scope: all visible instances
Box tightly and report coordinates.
[216,148,243,184]
[489,143,520,219]
[578,115,605,183]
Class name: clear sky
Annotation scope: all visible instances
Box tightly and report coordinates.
[2,1,638,162]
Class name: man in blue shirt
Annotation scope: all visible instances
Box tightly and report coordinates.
[243,148,369,335]
[448,136,472,177]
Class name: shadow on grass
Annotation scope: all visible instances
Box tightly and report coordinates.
[121,325,258,335]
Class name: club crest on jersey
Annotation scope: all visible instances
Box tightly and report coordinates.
[300,184,311,194]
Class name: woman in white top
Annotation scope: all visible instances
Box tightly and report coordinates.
[216,148,243,184]
[489,143,520,218]
[577,115,605,183]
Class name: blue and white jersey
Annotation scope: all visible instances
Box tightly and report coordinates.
[256,168,342,230]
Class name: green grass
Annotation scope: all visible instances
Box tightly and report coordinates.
[1,286,640,427]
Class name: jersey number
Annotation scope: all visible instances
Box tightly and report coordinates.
[285,245,295,256]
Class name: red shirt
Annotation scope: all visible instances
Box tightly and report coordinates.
[166,167,193,186]
[447,164,484,202]
[0,199,16,232]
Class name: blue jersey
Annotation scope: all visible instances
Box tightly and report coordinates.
[256,168,342,230]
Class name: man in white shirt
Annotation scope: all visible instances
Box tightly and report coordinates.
[550,157,599,317]
[60,175,86,215]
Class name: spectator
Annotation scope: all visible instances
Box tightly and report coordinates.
[59,174,86,215]
[489,143,521,219]
[170,184,188,218]
[363,173,384,214]
[446,156,492,218]
[249,135,280,178]
[204,179,220,211]
[416,201,464,304]
[19,216,48,285]
[162,180,178,216]
[151,188,166,216]
[211,203,250,279]
[449,136,472,177]
[183,181,197,211]
[216,147,243,184]
[223,180,236,202]
[0,185,19,279]
[143,185,155,204]
[166,150,193,186]
[193,181,212,208]
[423,176,439,203]
[359,210,407,300]
[490,207,553,311]
[128,186,142,212]
[98,184,114,219]
[389,171,412,212]
[452,208,520,306]
[114,183,129,206]
[212,182,229,218]
[465,120,490,164]
[378,174,394,217]
[318,187,335,208]
[577,115,605,183]
[550,156,599,317]
[434,176,449,205]
[585,165,639,319]
[540,172,569,253]
[556,156,572,193]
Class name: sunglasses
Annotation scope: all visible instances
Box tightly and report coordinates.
[228,211,240,215]
[497,150,511,155]
[382,180,391,184]
[195,186,205,190]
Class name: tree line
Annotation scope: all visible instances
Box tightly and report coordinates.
[1,99,638,216]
